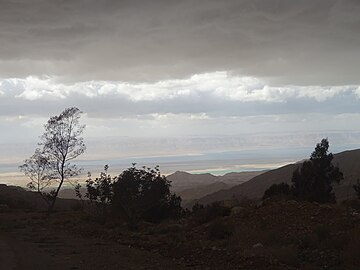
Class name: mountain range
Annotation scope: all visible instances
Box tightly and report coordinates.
[58,170,264,204]
[190,149,360,207]
[167,170,264,204]
[55,149,360,207]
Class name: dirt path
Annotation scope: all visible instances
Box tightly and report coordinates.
[0,222,188,270]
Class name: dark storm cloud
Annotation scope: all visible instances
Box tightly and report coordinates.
[0,0,359,84]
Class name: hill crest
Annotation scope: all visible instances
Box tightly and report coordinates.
[190,148,360,207]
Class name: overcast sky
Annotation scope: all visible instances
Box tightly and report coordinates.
[1,0,360,164]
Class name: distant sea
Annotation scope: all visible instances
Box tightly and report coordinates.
[1,144,359,187]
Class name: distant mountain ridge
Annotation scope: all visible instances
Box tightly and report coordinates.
[167,170,265,204]
[191,149,360,207]
[168,171,218,191]
[168,170,266,191]
[57,170,265,203]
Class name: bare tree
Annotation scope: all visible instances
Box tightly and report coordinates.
[19,148,54,206]
[39,107,86,213]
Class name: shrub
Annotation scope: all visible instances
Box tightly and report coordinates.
[81,165,113,222]
[112,165,182,223]
[82,165,183,224]
[85,165,113,207]
[192,201,231,224]
[353,179,360,199]
[263,182,291,199]
[191,202,205,212]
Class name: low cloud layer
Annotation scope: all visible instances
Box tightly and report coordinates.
[0,72,359,149]
[0,72,360,120]
[0,0,360,84]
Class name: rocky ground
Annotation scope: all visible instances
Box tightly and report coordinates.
[1,199,360,269]
[0,212,187,269]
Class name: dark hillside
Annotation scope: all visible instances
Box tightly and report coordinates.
[192,149,360,206]
[0,184,79,211]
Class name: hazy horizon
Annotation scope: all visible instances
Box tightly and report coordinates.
[2,130,360,187]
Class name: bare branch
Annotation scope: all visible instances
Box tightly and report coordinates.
[21,107,86,214]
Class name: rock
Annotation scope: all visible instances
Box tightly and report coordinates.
[252,243,263,249]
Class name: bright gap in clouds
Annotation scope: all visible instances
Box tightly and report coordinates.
[2,71,360,103]
[0,71,360,141]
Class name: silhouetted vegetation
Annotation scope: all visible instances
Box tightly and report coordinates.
[83,164,182,224]
[19,149,53,207]
[113,165,182,223]
[85,165,113,208]
[20,107,86,213]
[191,201,231,224]
[291,138,343,203]
[79,165,113,223]
[353,179,360,199]
[207,219,234,240]
[263,182,291,199]
[263,139,343,203]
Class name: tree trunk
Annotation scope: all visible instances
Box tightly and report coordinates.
[47,175,64,215]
